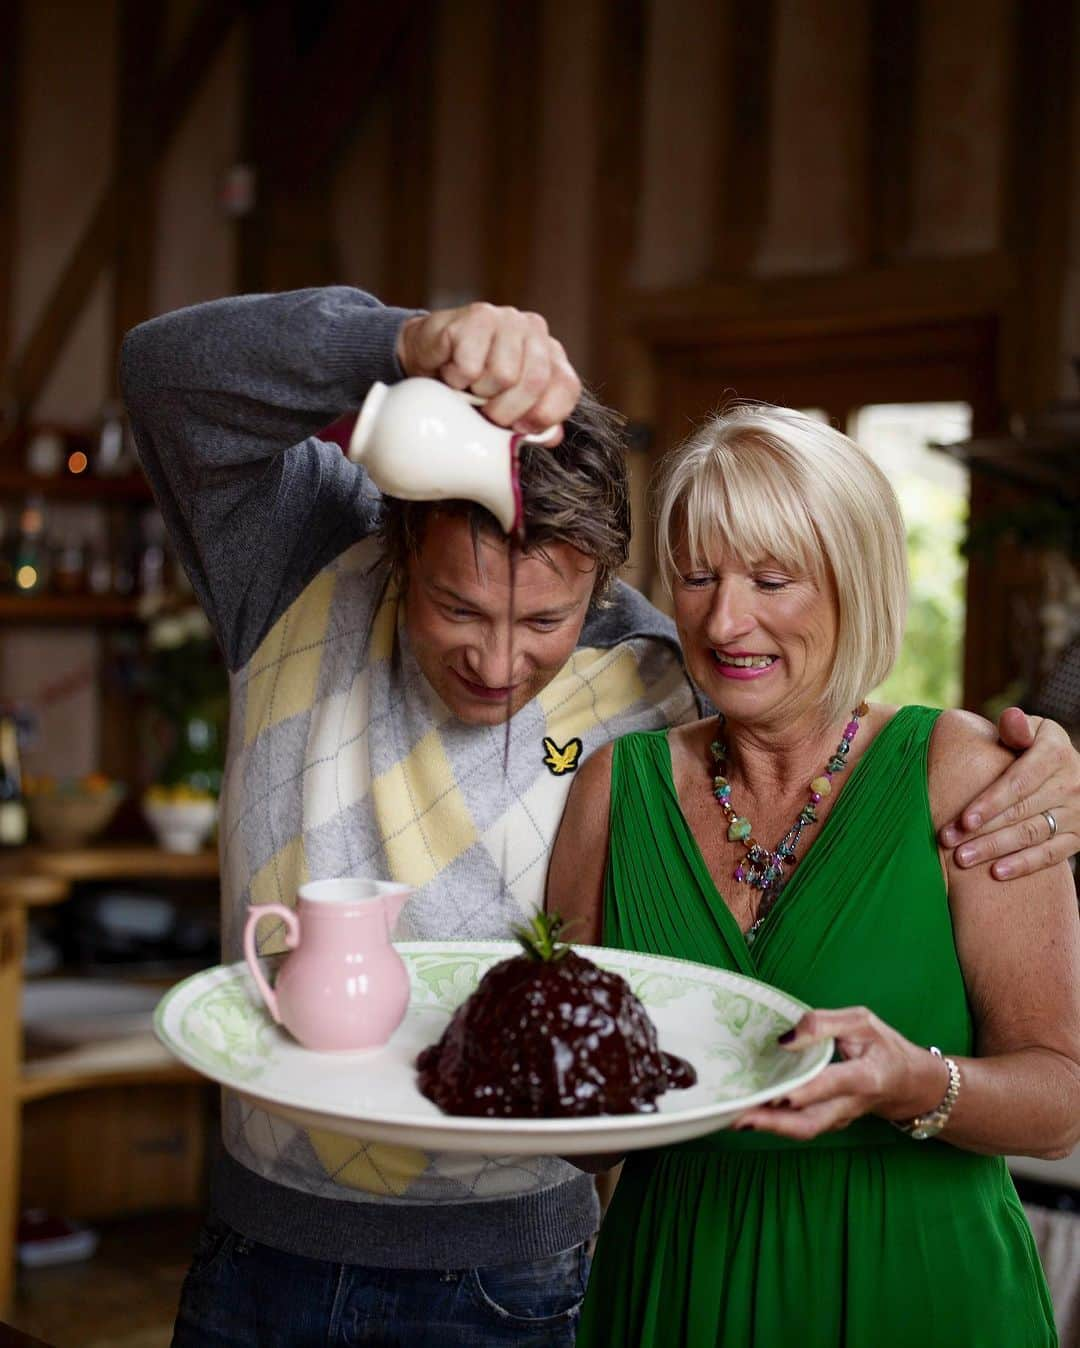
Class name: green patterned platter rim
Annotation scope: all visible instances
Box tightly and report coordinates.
[153,941,833,1156]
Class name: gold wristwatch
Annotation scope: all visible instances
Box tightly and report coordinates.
[893,1046,961,1141]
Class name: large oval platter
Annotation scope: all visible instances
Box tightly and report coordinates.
[154,941,832,1155]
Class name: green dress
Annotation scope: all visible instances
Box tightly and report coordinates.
[577,707,1056,1348]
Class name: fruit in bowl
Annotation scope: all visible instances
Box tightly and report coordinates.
[142,783,218,854]
[24,774,126,850]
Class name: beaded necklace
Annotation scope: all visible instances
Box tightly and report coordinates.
[710,701,868,944]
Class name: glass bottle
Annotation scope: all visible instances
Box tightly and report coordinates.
[94,401,135,478]
[0,714,28,848]
[12,496,49,595]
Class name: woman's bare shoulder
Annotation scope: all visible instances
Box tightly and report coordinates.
[575,738,615,791]
[927,707,1014,832]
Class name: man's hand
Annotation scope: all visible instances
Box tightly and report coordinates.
[939,707,1080,879]
[395,303,581,442]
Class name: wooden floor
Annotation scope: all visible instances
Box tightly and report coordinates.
[8,1210,202,1348]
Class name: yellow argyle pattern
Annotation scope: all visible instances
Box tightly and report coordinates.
[244,570,336,747]
[222,539,697,1201]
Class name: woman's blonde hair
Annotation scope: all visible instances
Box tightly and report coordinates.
[655,404,909,723]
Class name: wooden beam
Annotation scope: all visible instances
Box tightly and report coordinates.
[588,0,647,398]
[629,253,1016,339]
[9,0,241,422]
[0,902,26,1317]
[237,0,292,294]
[273,1,417,192]
[111,0,165,391]
[485,0,543,306]
[0,0,21,422]
[387,2,436,308]
[711,0,776,277]
[865,0,920,264]
[1001,0,1074,413]
[241,0,417,294]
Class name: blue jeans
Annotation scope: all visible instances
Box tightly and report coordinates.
[171,1215,591,1347]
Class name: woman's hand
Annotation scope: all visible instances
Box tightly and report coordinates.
[395,302,582,440]
[731,1007,948,1140]
[939,709,1079,879]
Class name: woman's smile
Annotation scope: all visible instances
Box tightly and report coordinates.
[712,650,780,680]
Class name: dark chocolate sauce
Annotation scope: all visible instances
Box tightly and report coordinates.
[416,949,696,1118]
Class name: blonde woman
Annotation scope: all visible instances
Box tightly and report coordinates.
[550,406,1079,1347]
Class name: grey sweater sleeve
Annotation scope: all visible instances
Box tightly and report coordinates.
[120,287,420,670]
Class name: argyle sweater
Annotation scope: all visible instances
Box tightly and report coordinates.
[122,288,699,1268]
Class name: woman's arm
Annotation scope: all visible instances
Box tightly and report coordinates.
[930,710,1080,1156]
[735,710,1080,1157]
[545,742,615,945]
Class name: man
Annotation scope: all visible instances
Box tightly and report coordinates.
[122,288,1079,1347]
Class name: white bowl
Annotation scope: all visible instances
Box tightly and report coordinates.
[23,978,163,1046]
[142,798,217,854]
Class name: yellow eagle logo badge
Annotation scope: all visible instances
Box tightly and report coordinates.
[542,736,583,776]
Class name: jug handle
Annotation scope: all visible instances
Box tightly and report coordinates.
[461,391,560,446]
[243,903,300,1024]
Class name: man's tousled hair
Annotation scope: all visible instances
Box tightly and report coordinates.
[378,387,631,602]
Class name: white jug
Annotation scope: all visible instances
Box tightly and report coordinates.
[347,377,559,534]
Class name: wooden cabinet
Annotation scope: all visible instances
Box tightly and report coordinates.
[0,845,218,1315]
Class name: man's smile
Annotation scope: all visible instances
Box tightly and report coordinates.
[452,669,519,701]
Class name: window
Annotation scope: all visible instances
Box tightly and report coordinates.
[849,403,972,709]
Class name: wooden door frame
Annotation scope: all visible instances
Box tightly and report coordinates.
[632,300,1008,711]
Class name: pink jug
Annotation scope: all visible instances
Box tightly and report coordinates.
[243,878,411,1052]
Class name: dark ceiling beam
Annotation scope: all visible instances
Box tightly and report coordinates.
[111,0,165,392]
[237,0,293,295]
[711,0,776,277]
[485,0,543,306]
[865,0,920,264]
[1002,0,1075,414]
[8,0,241,422]
[0,0,22,420]
[271,1,418,192]
[240,0,418,294]
[588,0,648,397]
[387,0,436,308]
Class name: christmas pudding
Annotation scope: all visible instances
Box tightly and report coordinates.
[416,914,696,1118]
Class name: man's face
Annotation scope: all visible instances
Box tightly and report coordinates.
[404,513,597,725]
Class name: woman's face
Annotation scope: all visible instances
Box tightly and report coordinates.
[671,528,839,733]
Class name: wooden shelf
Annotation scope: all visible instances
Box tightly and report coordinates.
[0,471,153,502]
[0,594,145,624]
[0,845,218,889]
[19,1038,197,1103]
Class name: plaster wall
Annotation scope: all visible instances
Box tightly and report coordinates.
[633,0,721,289]
[151,29,240,320]
[908,0,1006,258]
[758,0,868,275]
[12,0,115,425]
[528,0,598,361]
[332,97,392,297]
